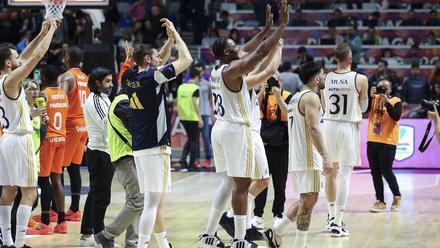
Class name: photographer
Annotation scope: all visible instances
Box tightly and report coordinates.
[367,80,402,212]
[253,76,292,227]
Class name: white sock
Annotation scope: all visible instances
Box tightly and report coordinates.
[226,209,234,218]
[0,205,13,246]
[234,215,247,240]
[154,232,169,248]
[273,215,294,236]
[205,208,223,235]
[328,201,335,219]
[137,234,151,248]
[293,229,308,248]
[15,205,32,248]
[335,205,345,226]
[246,194,254,230]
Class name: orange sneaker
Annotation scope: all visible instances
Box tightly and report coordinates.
[65,210,81,222]
[26,223,53,235]
[32,210,58,223]
[28,218,39,228]
[54,221,67,234]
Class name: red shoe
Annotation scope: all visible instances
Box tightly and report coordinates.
[54,221,67,234]
[65,210,81,222]
[28,218,39,228]
[26,223,53,235]
[203,159,211,167]
[194,160,201,167]
[32,210,58,223]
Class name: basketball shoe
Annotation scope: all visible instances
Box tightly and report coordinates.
[263,228,282,248]
[197,233,225,248]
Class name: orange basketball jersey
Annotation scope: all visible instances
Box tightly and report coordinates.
[44,87,69,138]
[66,68,90,123]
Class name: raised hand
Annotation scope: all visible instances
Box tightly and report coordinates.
[264,4,274,31]
[41,20,51,34]
[124,41,134,62]
[160,18,177,39]
[279,0,289,26]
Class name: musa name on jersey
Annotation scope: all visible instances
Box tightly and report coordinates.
[127,64,176,151]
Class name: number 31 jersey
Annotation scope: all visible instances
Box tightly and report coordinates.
[210,64,252,126]
[323,71,362,123]
[44,87,69,138]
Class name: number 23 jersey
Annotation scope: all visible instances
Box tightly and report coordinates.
[322,71,362,123]
[210,64,252,126]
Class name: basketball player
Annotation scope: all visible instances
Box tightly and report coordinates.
[0,19,59,248]
[322,43,369,237]
[33,65,69,233]
[263,60,331,248]
[126,18,192,248]
[197,2,289,247]
[58,46,90,222]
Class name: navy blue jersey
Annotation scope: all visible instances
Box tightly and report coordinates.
[127,64,176,151]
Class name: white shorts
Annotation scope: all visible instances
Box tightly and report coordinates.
[0,134,37,187]
[212,120,256,179]
[323,120,361,166]
[253,131,269,180]
[133,146,171,193]
[292,170,322,193]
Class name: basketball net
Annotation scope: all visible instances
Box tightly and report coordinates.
[42,0,67,19]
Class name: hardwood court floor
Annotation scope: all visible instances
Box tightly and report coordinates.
[26,169,440,248]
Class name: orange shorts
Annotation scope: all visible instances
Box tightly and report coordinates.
[63,125,88,166]
[39,137,66,177]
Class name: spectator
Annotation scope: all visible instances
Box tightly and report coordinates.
[194,62,213,167]
[228,28,242,45]
[278,61,303,95]
[0,9,21,44]
[292,46,313,65]
[133,21,145,43]
[363,11,385,27]
[345,25,362,65]
[423,31,440,46]
[244,27,260,43]
[404,44,422,65]
[363,26,383,45]
[16,30,32,54]
[369,60,400,95]
[321,23,344,45]
[425,9,440,26]
[401,63,431,118]
[291,8,308,26]
[145,5,166,46]
[117,29,135,61]
[128,0,147,22]
[202,28,220,46]
[400,9,422,26]
[382,48,400,66]
[328,8,351,27]
[216,10,233,30]
[366,80,402,212]
[177,68,203,171]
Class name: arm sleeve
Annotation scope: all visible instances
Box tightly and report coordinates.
[155,63,176,85]
[113,99,133,134]
[385,101,402,122]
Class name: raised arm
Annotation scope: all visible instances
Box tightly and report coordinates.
[162,19,193,75]
[158,35,175,66]
[303,93,331,175]
[5,20,59,99]
[240,4,273,54]
[357,74,369,113]
[245,40,282,88]
[271,86,287,116]
[19,20,50,63]
[223,0,289,91]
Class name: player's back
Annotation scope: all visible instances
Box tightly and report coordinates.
[287,90,322,171]
[210,64,252,126]
[44,87,69,138]
[65,68,90,122]
[323,71,361,123]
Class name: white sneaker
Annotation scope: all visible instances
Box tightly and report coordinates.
[272,216,282,226]
[197,234,225,248]
[252,216,264,229]
[330,223,351,237]
[326,216,335,232]
[80,235,97,247]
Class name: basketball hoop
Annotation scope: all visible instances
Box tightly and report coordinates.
[42,0,67,19]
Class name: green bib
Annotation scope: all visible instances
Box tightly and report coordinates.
[177,83,199,121]
[107,94,133,162]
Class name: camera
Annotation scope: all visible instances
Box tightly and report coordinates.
[376,84,387,94]
[421,99,440,113]
[266,77,280,91]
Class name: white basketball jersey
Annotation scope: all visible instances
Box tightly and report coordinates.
[287,90,323,171]
[0,75,33,135]
[323,71,362,123]
[250,89,261,132]
[210,64,252,126]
